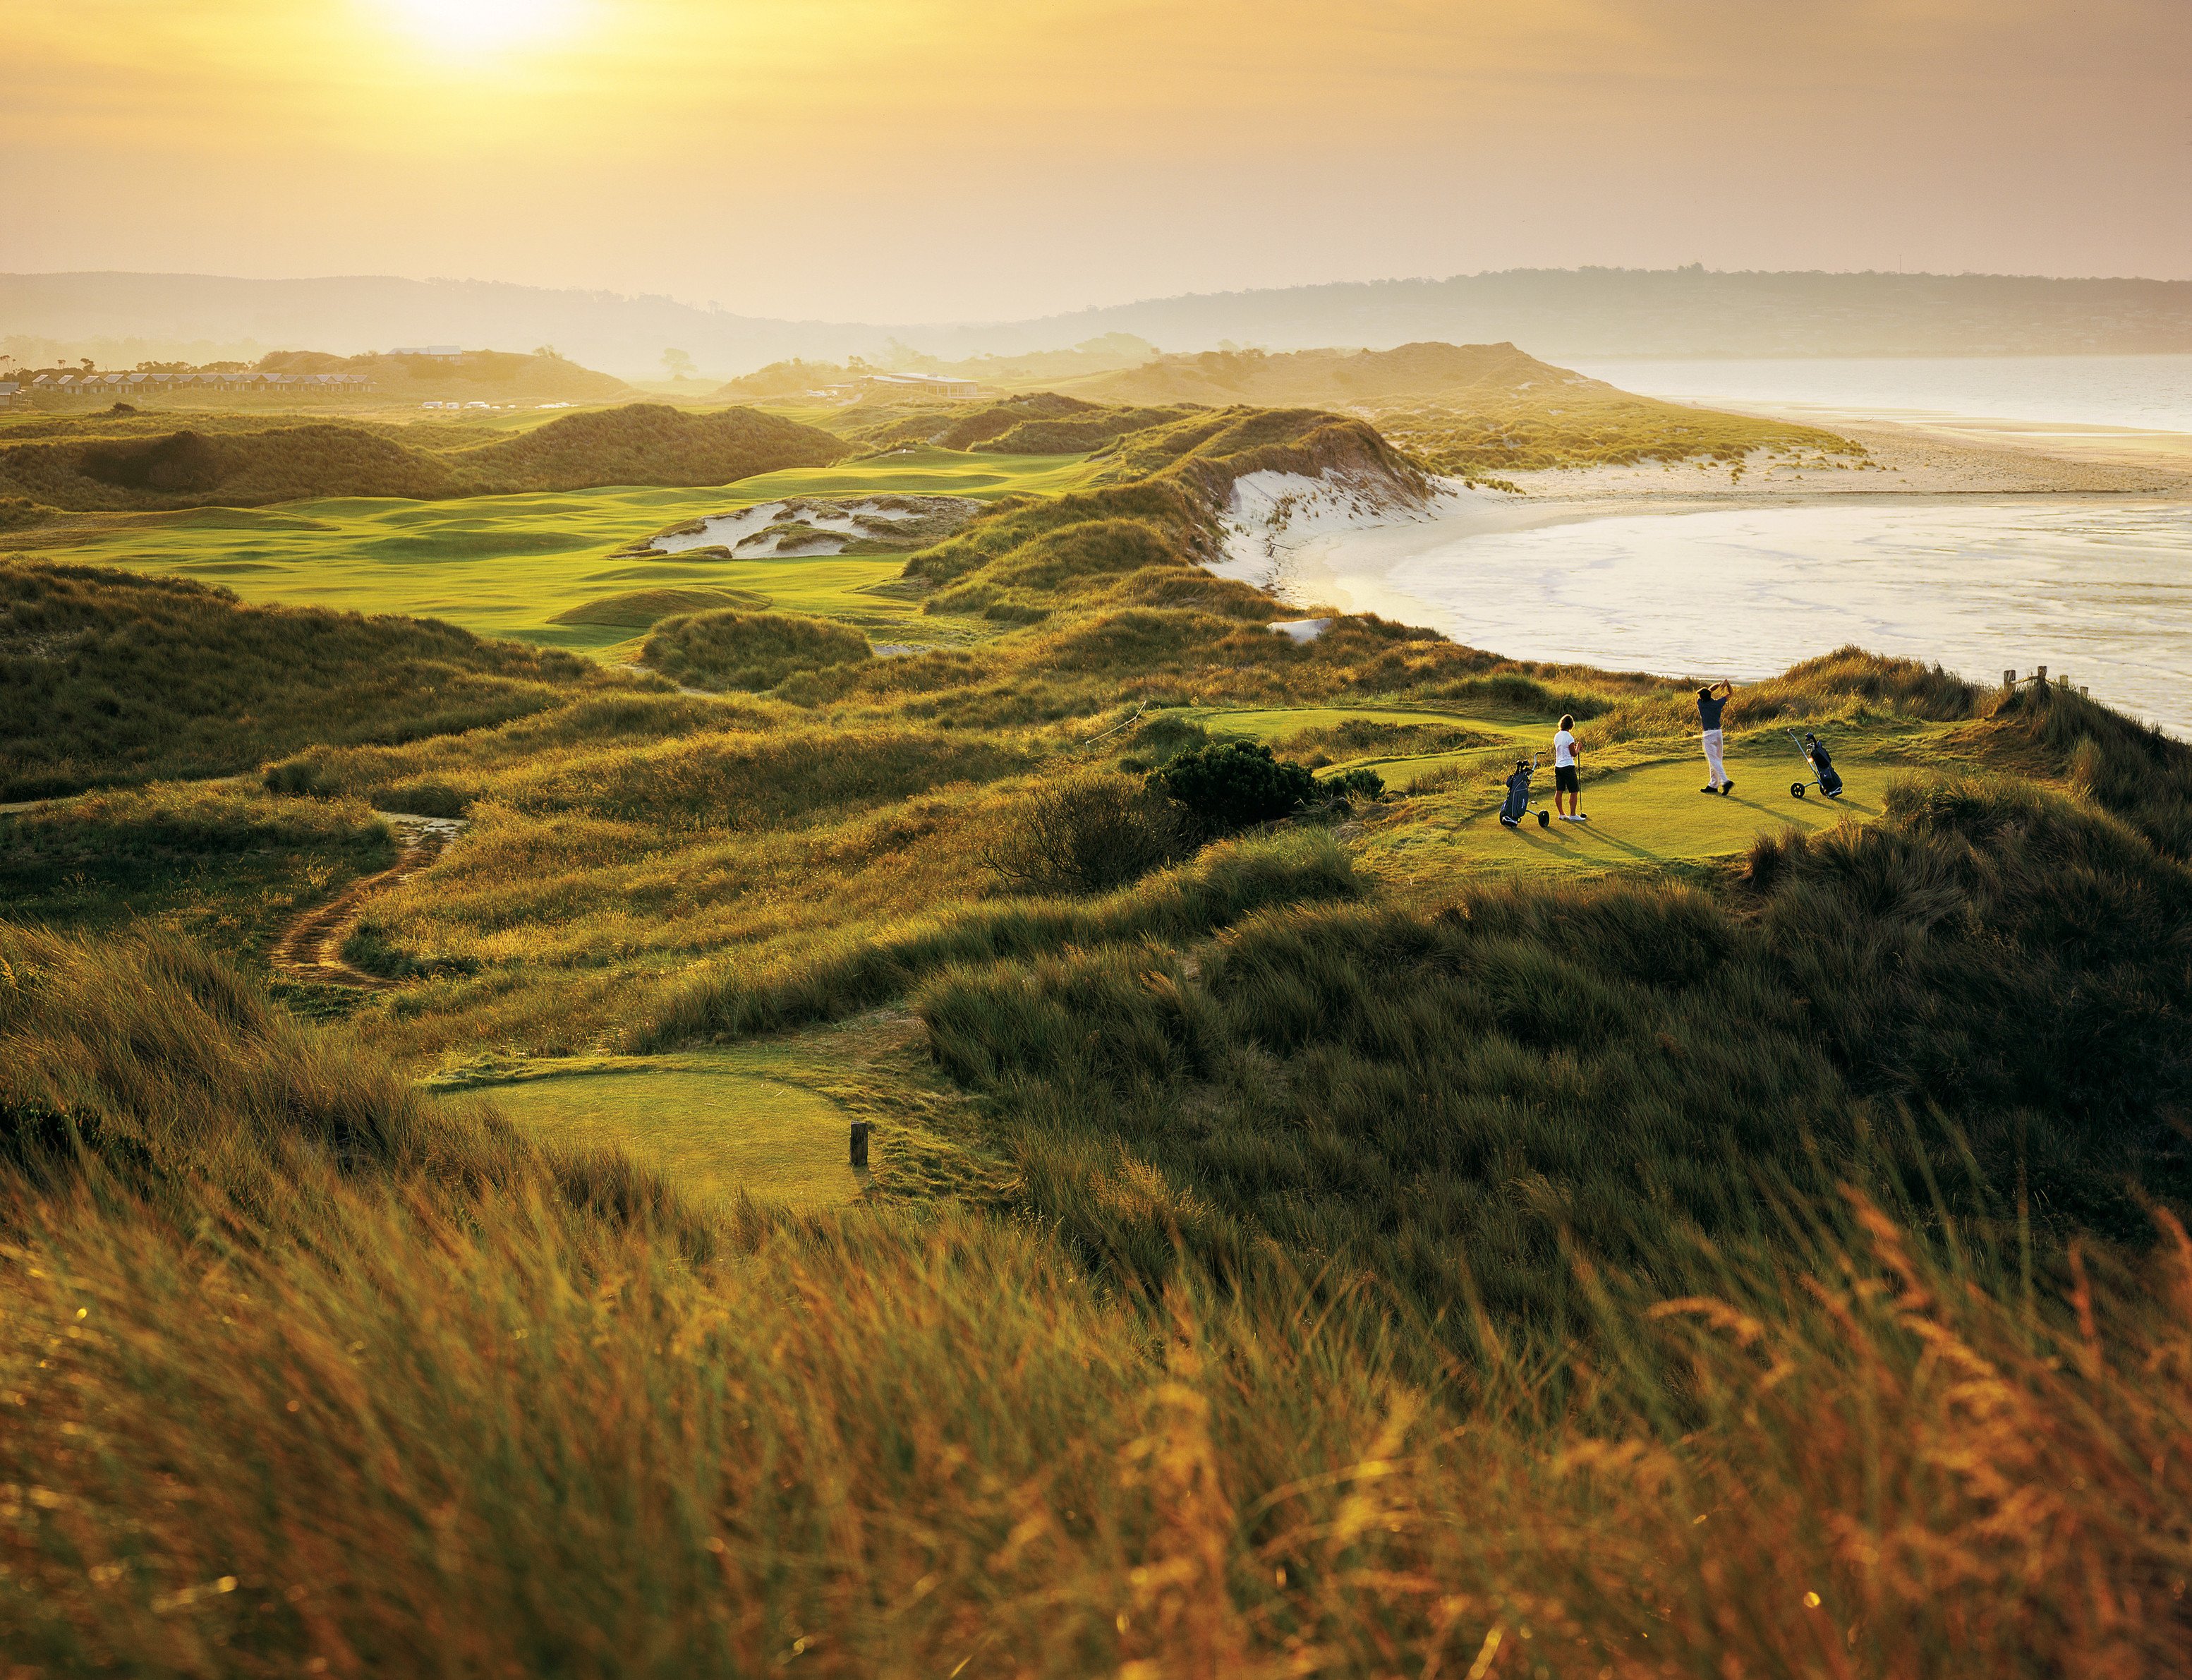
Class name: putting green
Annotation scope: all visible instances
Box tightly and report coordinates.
[1360,746,1898,880]
[22,447,1096,655]
[453,1064,859,1210]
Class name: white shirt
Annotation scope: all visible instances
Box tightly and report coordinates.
[1553,729,1577,768]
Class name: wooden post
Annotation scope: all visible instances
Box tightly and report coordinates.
[2079,686,2089,698]
[2035,665,2047,686]
[2004,669,2016,689]
[849,1120,871,1169]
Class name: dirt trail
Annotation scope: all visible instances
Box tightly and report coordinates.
[270,814,464,989]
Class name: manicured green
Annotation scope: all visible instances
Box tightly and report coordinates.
[17,447,1099,653]
[1358,740,1898,882]
[439,1057,859,1211]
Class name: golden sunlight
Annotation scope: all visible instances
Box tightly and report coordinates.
[375,0,583,54]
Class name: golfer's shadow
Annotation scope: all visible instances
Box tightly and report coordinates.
[1563,822,1664,864]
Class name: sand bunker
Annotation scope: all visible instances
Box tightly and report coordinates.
[650,495,979,559]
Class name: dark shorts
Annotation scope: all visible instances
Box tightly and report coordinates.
[1554,764,1580,794]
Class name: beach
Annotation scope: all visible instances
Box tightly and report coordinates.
[1217,398,2192,736]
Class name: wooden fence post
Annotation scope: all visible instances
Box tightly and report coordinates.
[2035,665,2047,686]
[849,1120,871,1169]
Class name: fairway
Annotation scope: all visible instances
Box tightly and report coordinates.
[1191,703,1538,744]
[449,1060,859,1210]
[17,447,1098,654]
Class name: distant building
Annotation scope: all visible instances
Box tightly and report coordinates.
[860,373,980,401]
[0,382,19,407]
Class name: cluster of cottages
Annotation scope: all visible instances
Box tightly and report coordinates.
[8,370,374,403]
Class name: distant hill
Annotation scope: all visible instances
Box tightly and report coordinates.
[9,348,632,410]
[708,336,1163,401]
[0,404,848,514]
[0,560,599,799]
[1051,342,1574,409]
[257,348,633,406]
[6,269,2189,377]
[1045,341,1857,476]
[977,270,2192,361]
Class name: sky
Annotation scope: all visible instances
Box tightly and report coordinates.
[3,0,2188,322]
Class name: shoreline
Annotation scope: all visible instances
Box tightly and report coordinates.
[1240,411,2192,621]
[1209,414,2192,736]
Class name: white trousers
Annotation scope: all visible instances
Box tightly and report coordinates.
[1702,728,1726,785]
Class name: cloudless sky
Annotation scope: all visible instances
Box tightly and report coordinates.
[4,0,2188,322]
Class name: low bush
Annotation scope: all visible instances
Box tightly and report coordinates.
[1148,740,1319,838]
[1325,766,1385,806]
[979,773,1187,896]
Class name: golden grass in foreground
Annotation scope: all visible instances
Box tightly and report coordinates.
[2,1169,2188,1676]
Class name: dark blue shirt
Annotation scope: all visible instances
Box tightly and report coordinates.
[1698,693,1728,730]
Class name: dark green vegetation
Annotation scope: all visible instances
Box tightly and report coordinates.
[0,561,603,799]
[5,395,2190,1675]
[1148,739,1321,837]
[641,608,873,693]
[0,403,847,514]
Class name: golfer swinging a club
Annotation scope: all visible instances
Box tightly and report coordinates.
[1697,679,1735,796]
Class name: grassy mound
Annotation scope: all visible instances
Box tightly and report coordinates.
[546,586,768,630]
[0,560,599,799]
[461,404,846,492]
[0,404,848,512]
[837,391,1202,456]
[1095,405,1433,509]
[642,608,873,693]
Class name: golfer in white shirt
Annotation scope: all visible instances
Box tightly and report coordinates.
[1551,714,1585,821]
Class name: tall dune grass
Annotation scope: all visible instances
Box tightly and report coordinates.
[4,1130,2188,1674]
[637,829,1361,1049]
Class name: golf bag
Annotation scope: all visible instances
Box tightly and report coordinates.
[1499,756,1551,828]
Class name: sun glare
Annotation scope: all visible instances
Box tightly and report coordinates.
[377,0,581,54]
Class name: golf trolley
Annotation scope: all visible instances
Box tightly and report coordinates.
[1499,753,1552,829]
[1786,729,1844,800]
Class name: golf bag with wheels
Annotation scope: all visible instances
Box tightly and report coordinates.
[1788,730,1844,799]
[1499,756,1552,829]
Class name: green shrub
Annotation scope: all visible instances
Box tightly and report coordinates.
[1326,766,1385,806]
[1147,741,1318,838]
[641,609,872,693]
